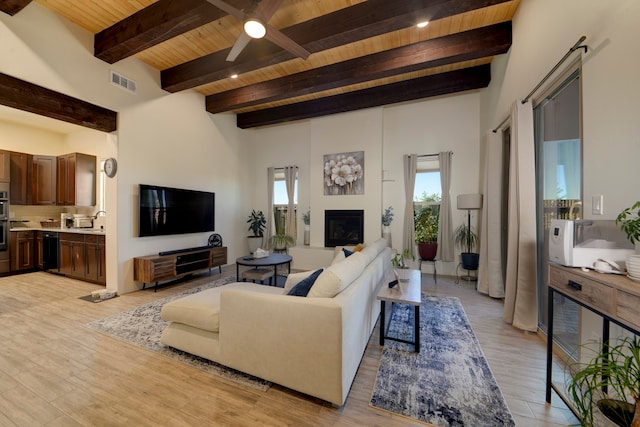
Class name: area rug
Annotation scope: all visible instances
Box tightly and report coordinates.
[370,295,515,427]
[87,274,271,391]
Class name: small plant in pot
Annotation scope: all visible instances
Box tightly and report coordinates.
[567,337,640,427]
[247,209,266,254]
[454,223,479,270]
[392,248,413,281]
[414,206,438,261]
[616,201,640,279]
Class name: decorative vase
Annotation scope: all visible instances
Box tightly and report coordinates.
[247,236,262,254]
[396,267,411,282]
[304,224,310,246]
[382,225,391,247]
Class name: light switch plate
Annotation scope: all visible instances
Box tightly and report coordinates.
[592,195,604,215]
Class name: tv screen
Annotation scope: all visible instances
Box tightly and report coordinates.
[139,184,215,237]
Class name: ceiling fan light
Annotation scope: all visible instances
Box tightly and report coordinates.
[417,21,429,28]
[244,19,266,39]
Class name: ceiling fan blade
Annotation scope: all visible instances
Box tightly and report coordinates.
[226,32,252,61]
[264,23,311,60]
[253,0,284,21]
[205,0,245,21]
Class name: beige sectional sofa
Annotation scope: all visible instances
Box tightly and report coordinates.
[160,238,391,406]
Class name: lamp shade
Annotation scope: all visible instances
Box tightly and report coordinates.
[457,193,483,210]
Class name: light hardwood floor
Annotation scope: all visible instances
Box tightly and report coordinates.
[0,267,578,426]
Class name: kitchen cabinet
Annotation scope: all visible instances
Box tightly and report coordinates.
[36,231,44,270]
[32,155,57,205]
[0,150,9,182]
[59,232,105,284]
[10,151,33,205]
[10,230,35,271]
[85,234,106,283]
[57,153,96,206]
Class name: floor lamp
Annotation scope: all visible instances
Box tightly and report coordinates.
[457,193,483,281]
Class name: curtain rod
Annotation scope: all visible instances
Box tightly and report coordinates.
[492,36,588,133]
[417,152,451,158]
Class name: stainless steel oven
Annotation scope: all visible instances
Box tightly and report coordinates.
[0,183,9,273]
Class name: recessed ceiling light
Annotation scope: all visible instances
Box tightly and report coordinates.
[417,21,429,28]
[244,19,266,39]
[230,74,238,79]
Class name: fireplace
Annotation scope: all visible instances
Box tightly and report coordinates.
[325,210,364,247]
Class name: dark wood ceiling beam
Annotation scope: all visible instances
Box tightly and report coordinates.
[94,0,248,64]
[0,0,31,16]
[206,22,511,114]
[162,0,510,92]
[0,73,117,132]
[236,64,491,129]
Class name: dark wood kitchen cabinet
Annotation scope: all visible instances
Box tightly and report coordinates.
[85,234,106,284]
[59,232,105,284]
[57,153,96,206]
[32,155,57,205]
[0,150,10,182]
[10,151,33,205]
[10,230,35,271]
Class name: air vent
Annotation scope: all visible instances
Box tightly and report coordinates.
[110,70,137,94]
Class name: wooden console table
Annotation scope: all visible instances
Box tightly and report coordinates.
[134,246,227,291]
[546,263,640,412]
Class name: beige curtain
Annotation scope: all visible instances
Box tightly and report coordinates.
[284,166,297,238]
[402,154,417,258]
[478,130,506,298]
[266,167,275,240]
[437,151,454,262]
[504,100,538,332]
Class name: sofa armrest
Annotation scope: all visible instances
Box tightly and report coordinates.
[219,289,345,405]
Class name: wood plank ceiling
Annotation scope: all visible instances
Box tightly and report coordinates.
[2,0,519,128]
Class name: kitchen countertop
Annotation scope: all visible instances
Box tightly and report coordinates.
[10,227,106,235]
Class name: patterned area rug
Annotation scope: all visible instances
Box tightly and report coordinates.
[371,295,515,426]
[87,275,271,391]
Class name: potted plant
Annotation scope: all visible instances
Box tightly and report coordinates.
[382,206,394,245]
[247,209,266,254]
[617,201,640,247]
[567,337,640,427]
[302,209,311,246]
[454,222,479,271]
[268,233,295,252]
[392,248,413,281]
[414,206,438,261]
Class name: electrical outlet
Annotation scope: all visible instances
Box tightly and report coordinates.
[592,195,604,215]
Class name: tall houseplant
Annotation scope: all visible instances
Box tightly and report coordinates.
[414,206,438,261]
[568,337,640,427]
[247,209,266,254]
[454,223,479,271]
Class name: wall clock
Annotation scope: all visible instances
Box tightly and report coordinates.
[104,157,118,178]
[208,233,223,247]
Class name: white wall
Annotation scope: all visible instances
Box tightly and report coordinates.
[482,0,640,341]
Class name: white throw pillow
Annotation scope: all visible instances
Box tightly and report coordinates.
[308,251,366,298]
[283,270,317,293]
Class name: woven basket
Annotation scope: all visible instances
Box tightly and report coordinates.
[40,221,61,228]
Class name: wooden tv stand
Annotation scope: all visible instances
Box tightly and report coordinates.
[134,246,227,291]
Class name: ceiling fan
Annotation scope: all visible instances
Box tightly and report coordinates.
[206,0,311,62]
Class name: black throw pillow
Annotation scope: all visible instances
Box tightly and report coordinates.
[287,268,323,297]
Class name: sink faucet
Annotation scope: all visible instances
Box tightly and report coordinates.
[92,210,107,219]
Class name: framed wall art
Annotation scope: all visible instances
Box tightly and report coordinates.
[323,151,364,195]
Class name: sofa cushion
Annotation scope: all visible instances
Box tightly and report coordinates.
[286,268,323,297]
[359,238,388,265]
[283,270,316,293]
[160,282,279,332]
[307,251,366,298]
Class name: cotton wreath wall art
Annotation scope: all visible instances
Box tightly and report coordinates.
[323,151,364,195]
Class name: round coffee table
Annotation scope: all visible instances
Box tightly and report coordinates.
[235,253,292,286]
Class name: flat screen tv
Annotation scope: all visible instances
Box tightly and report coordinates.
[138,184,215,237]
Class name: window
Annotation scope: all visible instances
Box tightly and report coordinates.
[414,158,442,232]
[273,170,298,235]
